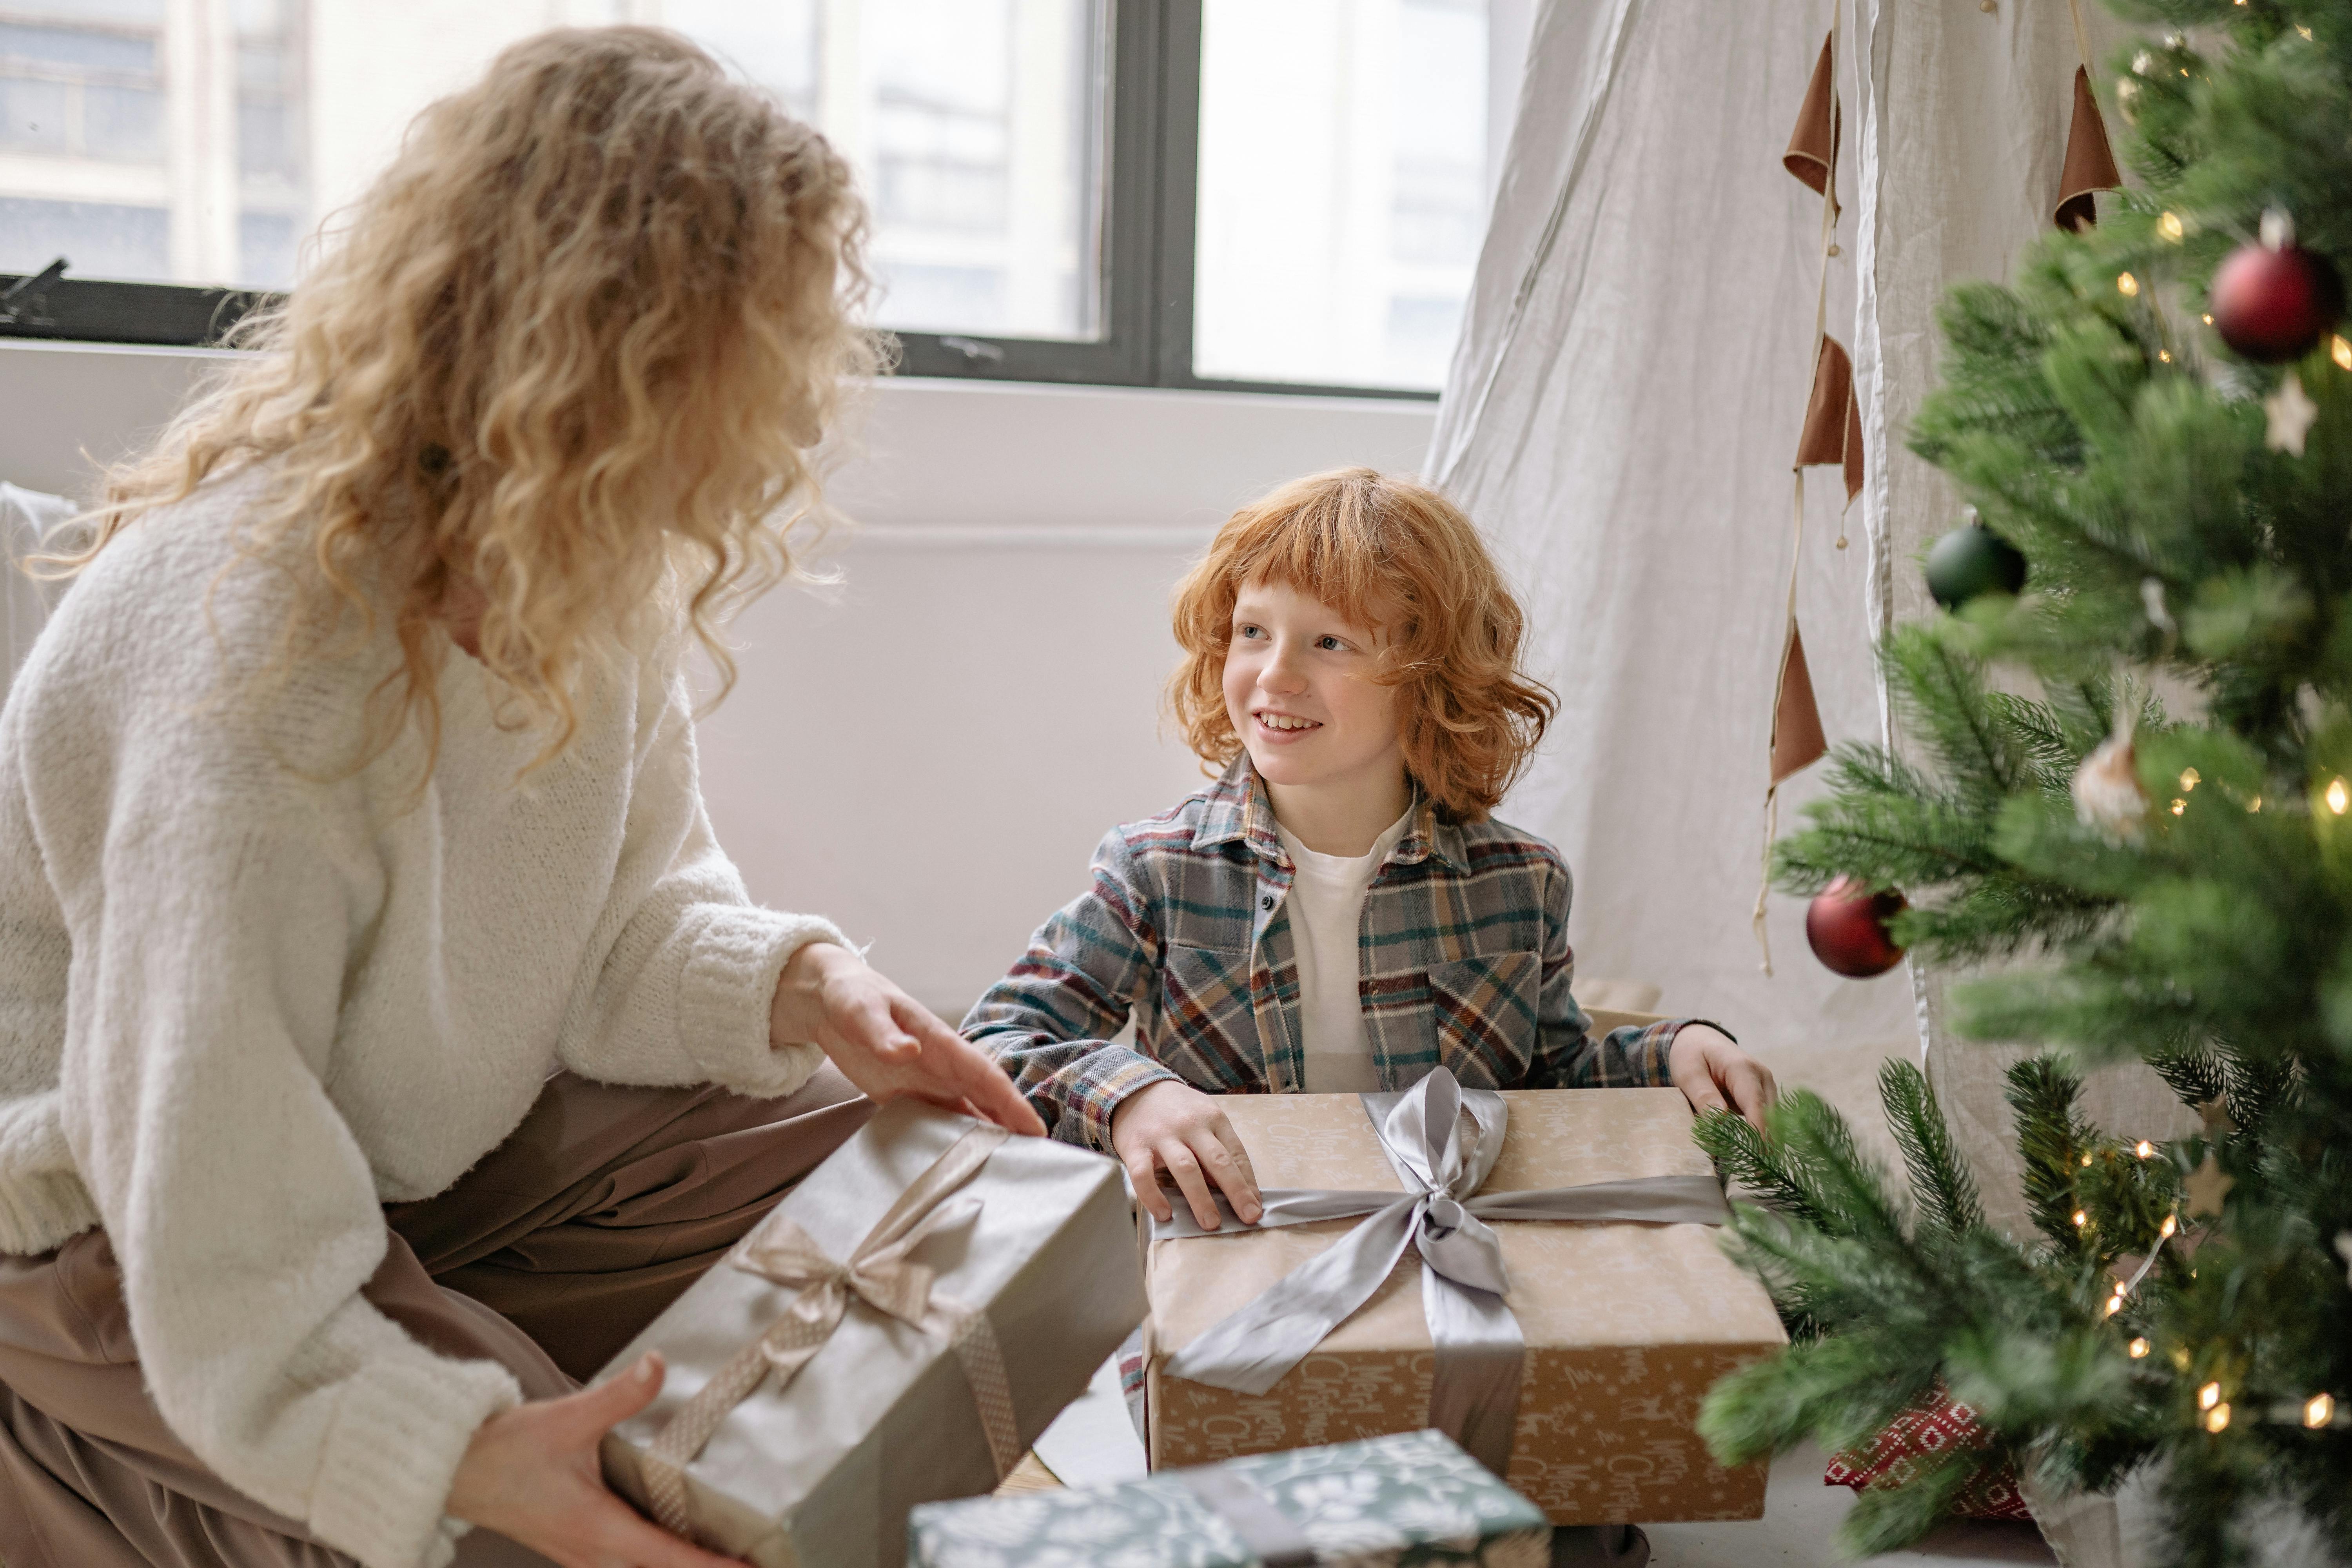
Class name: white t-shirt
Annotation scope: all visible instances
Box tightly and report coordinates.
[1276,806,1414,1093]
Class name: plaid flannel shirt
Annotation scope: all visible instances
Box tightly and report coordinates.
[962,757,1702,1150]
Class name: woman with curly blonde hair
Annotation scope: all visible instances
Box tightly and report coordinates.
[964,468,1772,1231]
[0,27,1039,1568]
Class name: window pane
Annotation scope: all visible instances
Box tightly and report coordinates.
[0,0,1106,343]
[1193,0,1491,390]
[0,196,167,278]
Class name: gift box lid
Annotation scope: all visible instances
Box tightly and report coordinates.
[906,1429,1551,1568]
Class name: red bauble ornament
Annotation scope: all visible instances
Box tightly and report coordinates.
[2210,238,2344,363]
[1806,876,1908,978]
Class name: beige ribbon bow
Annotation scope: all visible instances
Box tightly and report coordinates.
[641,1121,1022,1538]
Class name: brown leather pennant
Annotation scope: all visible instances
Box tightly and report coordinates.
[1769,623,1828,785]
[1783,33,1840,218]
[1795,334,1864,503]
[2054,66,2120,232]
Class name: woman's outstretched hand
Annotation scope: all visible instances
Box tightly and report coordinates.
[1667,1024,1778,1130]
[1111,1078,1262,1230]
[771,942,1045,1136]
[446,1351,741,1568]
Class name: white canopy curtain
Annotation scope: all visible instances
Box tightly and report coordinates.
[1428,0,2192,1269]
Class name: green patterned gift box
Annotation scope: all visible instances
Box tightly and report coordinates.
[905,1429,1551,1568]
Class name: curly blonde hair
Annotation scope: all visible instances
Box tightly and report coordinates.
[1167,469,1557,822]
[64,25,881,775]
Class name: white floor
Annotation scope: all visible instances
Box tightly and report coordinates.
[1641,1444,2055,1567]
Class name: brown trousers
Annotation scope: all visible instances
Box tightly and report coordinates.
[0,1067,875,1568]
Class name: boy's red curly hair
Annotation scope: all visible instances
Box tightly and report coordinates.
[1167,468,1557,823]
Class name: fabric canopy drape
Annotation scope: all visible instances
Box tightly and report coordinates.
[1428,0,1914,1093]
[1430,0,2194,1272]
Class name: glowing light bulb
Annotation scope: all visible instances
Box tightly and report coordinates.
[2180,768,2200,790]
[2336,336,2352,371]
[2158,349,2173,363]
[2329,778,2349,815]
[2159,211,2185,240]
[2307,1394,2335,1428]
[2073,1210,2090,1228]
[2171,798,2187,816]
[2202,313,2215,325]
[2161,1215,2178,1238]
[2081,1152,2095,1167]
[2129,1338,2151,1358]
[2105,1296,2124,1316]
[2200,1382,2222,1410]
[2250,796,2262,812]
[2206,1403,2231,1432]
[2136,1140,2156,1158]
[2118,272,2141,297]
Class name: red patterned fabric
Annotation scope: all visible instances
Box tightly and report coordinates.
[1824,1390,2033,1521]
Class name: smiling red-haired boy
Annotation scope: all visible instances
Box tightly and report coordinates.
[963,468,1773,1229]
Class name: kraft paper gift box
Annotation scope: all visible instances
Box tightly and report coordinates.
[597,1099,1146,1568]
[1144,1076,1787,1527]
[905,1429,1550,1568]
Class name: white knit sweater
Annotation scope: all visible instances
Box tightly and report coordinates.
[0,469,842,1568]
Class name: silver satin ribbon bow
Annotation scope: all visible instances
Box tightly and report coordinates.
[1156,1068,1731,1477]
[642,1121,1022,1536]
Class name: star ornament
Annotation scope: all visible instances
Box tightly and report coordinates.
[2266,368,2319,455]
[2186,1152,2234,1218]
[2197,1097,2237,1138]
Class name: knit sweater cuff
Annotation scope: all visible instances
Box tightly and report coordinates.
[679,906,846,1097]
[0,1167,100,1256]
[307,1345,521,1568]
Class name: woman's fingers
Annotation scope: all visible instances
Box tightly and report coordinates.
[586,1493,749,1568]
[1188,1126,1261,1224]
[556,1351,663,1439]
[849,990,921,1061]
[1159,1140,1223,1231]
[897,1000,1046,1136]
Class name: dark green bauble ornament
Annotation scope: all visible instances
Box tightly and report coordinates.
[1924,522,2026,610]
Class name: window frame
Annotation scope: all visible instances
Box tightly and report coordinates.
[0,0,1445,403]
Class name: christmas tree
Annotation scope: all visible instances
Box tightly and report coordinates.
[1693,4,2352,1563]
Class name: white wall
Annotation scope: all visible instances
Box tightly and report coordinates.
[0,341,1433,1015]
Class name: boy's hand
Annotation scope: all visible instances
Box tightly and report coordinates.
[1668,1025,1777,1130]
[1111,1080,1263,1229]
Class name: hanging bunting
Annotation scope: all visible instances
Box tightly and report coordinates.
[1783,34,1841,217]
[1756,20,1854,973]
[2054,67,2121,231]
[1769,625,1829,785]
[1795,334,1864,505]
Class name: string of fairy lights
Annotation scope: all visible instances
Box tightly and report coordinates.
[2066,1124,2347,1436]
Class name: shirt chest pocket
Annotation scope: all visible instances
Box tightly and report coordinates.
[1425,950,1542,1084]
[1158,941,1259,1067]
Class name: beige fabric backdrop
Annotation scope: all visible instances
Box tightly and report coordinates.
[1850,0,2202,1238]
[1431,0,2198,1237]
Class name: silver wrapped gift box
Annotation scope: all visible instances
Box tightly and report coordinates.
[598,1100,1145,1568]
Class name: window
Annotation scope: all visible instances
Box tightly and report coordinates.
[0,0,1508,398]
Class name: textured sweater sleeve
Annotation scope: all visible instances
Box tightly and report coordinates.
[51,653,520,1568]
[554,657,840,1095]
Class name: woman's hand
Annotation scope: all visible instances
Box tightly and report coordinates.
[771,942,1045,1136]
[1110,1079,1263,1230]
[446,1352,740,1568]
[1668,1024,1777,1129]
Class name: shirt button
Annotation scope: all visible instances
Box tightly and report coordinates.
[1260,895,1275,911]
